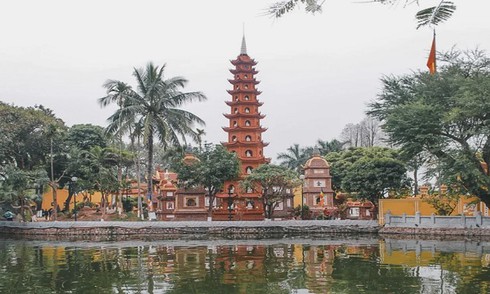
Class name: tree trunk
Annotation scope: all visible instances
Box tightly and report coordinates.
[207,193,215,218]
[136,146,143,220]
[101,193,106,219]
[413,168,418,196]
[50,138,57,221]
[147,133,154,211]
[19,195,25,221]
[48,181,58,221]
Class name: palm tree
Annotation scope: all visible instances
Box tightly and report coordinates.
[99,81,132,214]
[277,144,311,173]
[81,146,119,218]
[316,139,345,156]
[99,62,207,203]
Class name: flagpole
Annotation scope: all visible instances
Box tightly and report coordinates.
[433,28,437,73]
[426,28,437,75]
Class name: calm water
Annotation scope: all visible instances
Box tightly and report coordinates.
[0,236,489,294]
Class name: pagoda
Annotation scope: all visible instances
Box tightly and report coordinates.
[213,35,270,221]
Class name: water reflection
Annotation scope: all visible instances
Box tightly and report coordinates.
[0,236,488,293]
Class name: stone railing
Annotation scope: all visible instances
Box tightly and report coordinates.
[384,211,490,229]
[381,211,490,235]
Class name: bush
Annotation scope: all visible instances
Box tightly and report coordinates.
[122,197,138,213]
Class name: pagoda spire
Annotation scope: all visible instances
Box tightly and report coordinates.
[240,33,247,55]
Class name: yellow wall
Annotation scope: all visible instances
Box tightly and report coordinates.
[378,196,488,225]
[41,187,104,210]
[293,186,302,208]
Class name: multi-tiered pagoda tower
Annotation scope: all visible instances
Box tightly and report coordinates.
[214,35,270,221]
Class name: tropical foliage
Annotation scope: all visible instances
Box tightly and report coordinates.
[325,147,410,204]
[277,139,344,172]
[368,48,490,207]
[241,164,301,219]
[171,144,240,216]
[266,0,457,29]
[99,62,207,199]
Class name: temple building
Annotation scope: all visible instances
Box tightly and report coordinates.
[302,149,335,217]
[213,35,270,221]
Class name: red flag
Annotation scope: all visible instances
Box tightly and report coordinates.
[427,33,436,74]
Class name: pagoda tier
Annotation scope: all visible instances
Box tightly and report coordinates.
[227,89,262,95]
[225,100,264,107]
[229,69,259,75]
[222,141,270,147]
[228,79,260,85]
[223,113,266,119]
[222,126,268,132]
[230,58,257,66]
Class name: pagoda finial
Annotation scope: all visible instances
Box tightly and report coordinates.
[240,26,247,55]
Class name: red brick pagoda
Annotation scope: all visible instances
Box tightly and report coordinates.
[213,35,270,221]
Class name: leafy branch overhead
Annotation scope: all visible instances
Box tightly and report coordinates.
[415,1,456,29]
[266,0,456,29]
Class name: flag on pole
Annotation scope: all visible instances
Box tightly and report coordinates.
[427,31,436,74]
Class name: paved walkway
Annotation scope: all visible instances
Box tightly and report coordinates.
[0,219,379,229]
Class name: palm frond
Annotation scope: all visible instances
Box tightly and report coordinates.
[415,1,456,29]
[265,0,301,18]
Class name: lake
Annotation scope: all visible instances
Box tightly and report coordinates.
[0,235,488,293]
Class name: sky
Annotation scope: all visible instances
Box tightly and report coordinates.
[1,0,490,163]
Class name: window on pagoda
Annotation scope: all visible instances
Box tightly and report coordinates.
[245,120,251,126]
[232,136,237,142]
[185,197,197,207]
[234,96,238,101]
[235,85,239,89]
[233,121,237,127]
[245,107,250,113]
[245,135,252,141]
[244,74,248,79]
[245,150,252,157]
[166,202,174,210]
[244,95,250,101]
[246,187,253,194]
[244,85,249,89]
[246,166,253,174]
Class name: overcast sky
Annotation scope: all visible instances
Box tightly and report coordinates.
[1,0,489,162]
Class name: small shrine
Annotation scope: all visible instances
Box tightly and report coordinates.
[213,34,270,221]
[345,199,375,220]
[154,155,208,221]
[302,149,335,217]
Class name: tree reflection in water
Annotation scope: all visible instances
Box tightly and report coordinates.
[0,238,489,293]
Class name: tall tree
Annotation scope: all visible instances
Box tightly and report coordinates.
[0,165,49,221]
[369,48,490,207]
[0,102,66,170]
[325,147,410,204]
[99,62,207,201]
[65,124,107,151]
[241,164,300,219]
